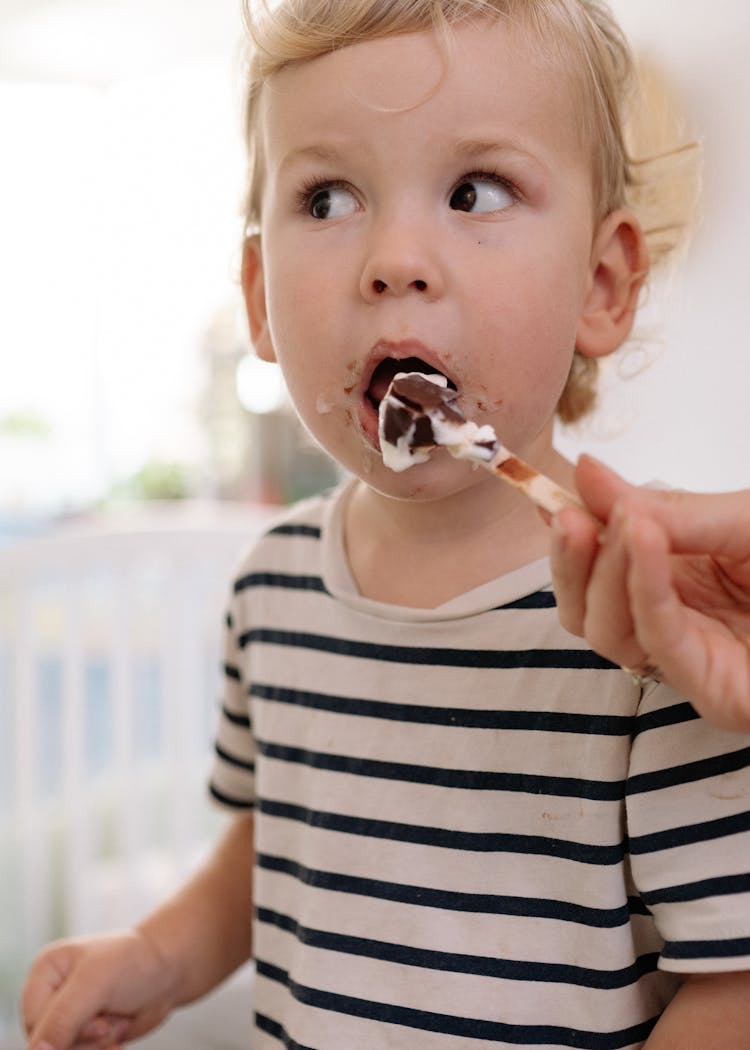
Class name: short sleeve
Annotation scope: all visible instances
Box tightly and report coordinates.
[626,682,750,974]
[208,594,256,811]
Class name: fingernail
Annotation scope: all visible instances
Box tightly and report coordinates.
[609,502,627,537]
[579,453,619,477]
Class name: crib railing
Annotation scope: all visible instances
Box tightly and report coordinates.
[0,501,275,1038]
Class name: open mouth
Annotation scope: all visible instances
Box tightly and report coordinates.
[366,356,456,412]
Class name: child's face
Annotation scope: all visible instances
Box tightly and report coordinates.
[248,19,615,497]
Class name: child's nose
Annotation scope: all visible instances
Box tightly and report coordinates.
[359,224,445,302]
[368,276,429,297]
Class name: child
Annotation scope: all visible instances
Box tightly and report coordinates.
[22,2,750,1048]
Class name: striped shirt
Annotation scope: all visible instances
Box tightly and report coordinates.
[210,482,750,1050]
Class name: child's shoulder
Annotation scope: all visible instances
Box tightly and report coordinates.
[232,483,343,579]
[258,483,343,544]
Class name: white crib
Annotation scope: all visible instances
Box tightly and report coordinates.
[0,501,276,1045]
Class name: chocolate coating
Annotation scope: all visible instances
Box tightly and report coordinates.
[391,374,465,423]
[383,401,437,447]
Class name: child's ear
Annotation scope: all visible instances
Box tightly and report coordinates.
[241,235,276,362]
[576,210,649,359]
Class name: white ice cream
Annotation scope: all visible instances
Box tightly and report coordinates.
[379,371,501,472]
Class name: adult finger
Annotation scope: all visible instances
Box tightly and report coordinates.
[577,456,750,560]
[549,507,600,636]
[579,504,644,670]
[573,455,634,522]
[624,512,697,675]
[626,512,750,731]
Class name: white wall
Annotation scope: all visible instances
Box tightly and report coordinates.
[557,1,750,492]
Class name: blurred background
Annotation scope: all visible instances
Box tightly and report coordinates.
[0,0,748,1046]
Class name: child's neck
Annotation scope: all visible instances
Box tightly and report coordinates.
[344,451,574,608]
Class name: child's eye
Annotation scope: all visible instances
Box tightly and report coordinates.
[449,176,514,214]
[306,184,358,220]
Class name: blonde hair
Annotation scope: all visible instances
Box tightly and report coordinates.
[241,0,700,422]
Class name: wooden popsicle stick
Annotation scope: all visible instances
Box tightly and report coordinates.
[470,447,585,515]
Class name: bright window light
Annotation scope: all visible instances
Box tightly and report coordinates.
[236,355,286,415]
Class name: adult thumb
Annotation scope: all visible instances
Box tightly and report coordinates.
[575,456,750,559]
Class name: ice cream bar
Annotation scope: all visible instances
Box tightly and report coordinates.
[378,372,583,514]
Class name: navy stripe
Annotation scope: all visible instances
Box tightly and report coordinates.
[257,797,626,864]
[255,960,659,1048]
[240,628,618,670]
[251,682,634,736]
[642,872,750,906]
[632,702,698,737]
[215,742,254,773]
[224,662,241,681]
[220,704,250,728]
[256,1013,316,1050]
[257,738,625,801]
[257,851,631,927]
[267,523,321,538]
[208,783,254,809]
[662,935,750,961]
[499,591,557,610]
[234,572,328,595]
[257,905,657,989]
[627,746,750,796]
[627,895,652,917]
[629,809,750,855]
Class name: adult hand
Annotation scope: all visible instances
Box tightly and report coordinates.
[550,455,750,732]
[22,930,177,1050]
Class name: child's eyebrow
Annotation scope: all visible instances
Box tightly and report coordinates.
[453,137,547,173]
[273,138,548,182]
[275,144,345,174]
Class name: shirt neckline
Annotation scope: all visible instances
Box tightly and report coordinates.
[320,480,554,623]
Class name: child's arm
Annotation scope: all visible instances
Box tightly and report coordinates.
[644,970,750,1048]
[23,812,254,1050]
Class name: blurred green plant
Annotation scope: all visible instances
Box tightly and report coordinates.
[113,460,190,501]
[0,411,52,439]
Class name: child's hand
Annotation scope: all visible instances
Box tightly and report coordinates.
[550,455,750,733]
[22,930,178,1050]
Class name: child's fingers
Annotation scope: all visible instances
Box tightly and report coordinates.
[549,508,600,635]
[77,1014,133,1048]
[22,951,70,1043]
[26,977,121,1050]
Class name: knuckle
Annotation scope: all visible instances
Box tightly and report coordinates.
[582,614,613,658]
[554,597,584,637]
[550,571,586,629]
